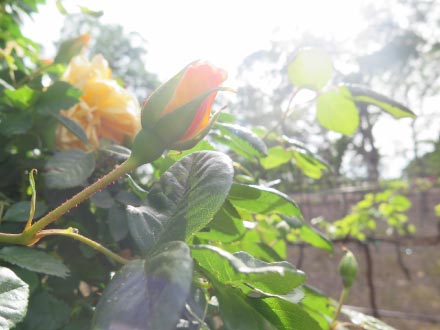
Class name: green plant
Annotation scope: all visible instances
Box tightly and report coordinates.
[0,3,417,329]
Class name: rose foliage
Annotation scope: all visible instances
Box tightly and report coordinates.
[0,2,415,330]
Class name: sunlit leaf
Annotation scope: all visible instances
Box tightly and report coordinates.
[0,267,29,330]
[343,84,416,119]
[288,48,334,91]
[316,87,359,135]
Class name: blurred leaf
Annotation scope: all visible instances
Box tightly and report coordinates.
[0,267,29,330]
[316,87,359,135]
[344,84,416,119]
[107,205,129,242]
[79,5,104,17]
[215,285,274,330]
[390,195,411,211]
[35,81,81,114]
[192,245,305,296]
[3,201,47,222]
[214,123,268,159]
[292,150,327,179]
[0,247,69,278]
[55,0,68,15]
[228,183,302,218]
[20,291,70,330]
[248,297,322,330]
[301,286,335,329]
[288,48,334,91]
[4,86,39,110]
[260,146,292,170]
[90,189,114,209]
[52,113,89,146]
[93,241,193,330]
[100,144,131,161]
[54,35,90,64]
[341,308,397,330]
[126,151,233,254]
[284,216,333,252]
[44,150,95,189]
[0,110,32,136]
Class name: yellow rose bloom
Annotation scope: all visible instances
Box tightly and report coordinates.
[56,54,140,151]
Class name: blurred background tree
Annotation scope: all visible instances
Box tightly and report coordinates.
[59,13,159,99]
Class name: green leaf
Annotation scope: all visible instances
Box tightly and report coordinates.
[301,286,335,329]
[293,219,333,252]
[44,150,95,189]
[228,183,302,218]
[107,205,129,242]
[52,113,89,146]
[316,87,359,135]
[260,146,292,170]
[215,285,274,330]
[248,297,322,330]
[343,84,416,119]
[54,36,90,65]
[126,151,233,254]
[3,201,47,222]
[0,110,32,137]
[292,150,327,179]
[341,308,397,330]
[192,245,305,296]
[4,86,39,110]
[0,247,69,278]
[214,123,268,159]
[79,5,104,17]
[93,241,193,330]
[288,48,334,91]
[0,267,29,330]
[35,81,81,115]
[20,291,70,330]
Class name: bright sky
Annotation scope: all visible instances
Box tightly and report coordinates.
[24,0,431,178]
[24,0,366,81]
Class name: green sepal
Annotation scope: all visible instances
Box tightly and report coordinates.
[141,62,194,129]
[129,129,167,166]
[169,107,223,150]
[153,87,224,145]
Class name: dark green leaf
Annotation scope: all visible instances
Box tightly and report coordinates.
[316,87,359,135]
[126,151,233,254]
[44,150,95,189]
[288,48,334,91]
[0,267,29,329]
[20,291,70,330]
[52,113,89,146]
[107,205,129,242]
[214,123,268,159]
[228,183,302,218]
[35,81,81,115]
[3,201,47,222]
[344,84,416,119]
[192,245,305,296]
[0,111,32,137]
[0,247,69,278]
[93,241,193,330]
[90,189,114,209]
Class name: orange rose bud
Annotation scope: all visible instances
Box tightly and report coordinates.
[130,61,228,165]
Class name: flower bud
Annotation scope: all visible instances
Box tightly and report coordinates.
[338,248,359,289]
[141,60,227,149]
[130,61,228,165]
